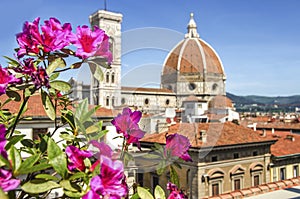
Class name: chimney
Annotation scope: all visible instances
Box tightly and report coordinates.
[272,128,275,134]
[200,130,207,143]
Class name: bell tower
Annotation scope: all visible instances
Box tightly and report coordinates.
[89,10,123,108]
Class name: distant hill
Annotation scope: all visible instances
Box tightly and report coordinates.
[226,92,300,112]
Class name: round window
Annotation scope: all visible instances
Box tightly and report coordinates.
[188,83,196,91]
[121,98,125,104]
[165,99,170,105]
[144,98,149,105]
[212,83,218,91]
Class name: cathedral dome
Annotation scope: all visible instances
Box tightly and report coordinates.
[162,13,225,76]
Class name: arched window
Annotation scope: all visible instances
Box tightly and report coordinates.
[250,163,263,186]
[111,72,115,83]
[106,96,109,106]
[112,97,115,107]
[106,72,110,83]
[207,168,225,196]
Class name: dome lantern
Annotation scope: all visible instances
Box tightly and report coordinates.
[185,13,199,38]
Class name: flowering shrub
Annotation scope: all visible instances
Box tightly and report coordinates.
[0,17,191,199]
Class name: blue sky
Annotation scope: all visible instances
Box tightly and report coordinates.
[1,0,300,96]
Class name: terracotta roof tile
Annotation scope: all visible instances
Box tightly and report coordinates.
[141,122,276,148]
[0,93,115,118]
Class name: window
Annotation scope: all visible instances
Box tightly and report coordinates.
[212,183,219,196]
[121,98,125,105]
[165,99,170,105]
[211,156,218,162]
[294,165,299,177]
[212,83,218,91]
[188,82,196,91]
[144,98,149,105]
[253,151,258,156]
[111,72,115,83]
[152,175,159,193]
[280,167,286,180]
[106,96,109,106]
[111,98,115,107]
[234,179,241,190]
[253,175,260,186]
[32,128,48,140]
[233,153,239,159]
[106,72,110,83]
[137,173,143,187]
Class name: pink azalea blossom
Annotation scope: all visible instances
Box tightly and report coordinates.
[83,156,128,199]
[94,34,113,64]
[167,182,188,199]
[0,66,20,96]
[70,25,110,59]
[16,58,50,89]
[16,17,43,58]
[0,125,20,192]
[111,108,145,148]
[165,134,192,162]
[41,17,72,52]
[0,168,20,192]
[65,146,93,171]
[0,125,8,159]
[89,141,113,172]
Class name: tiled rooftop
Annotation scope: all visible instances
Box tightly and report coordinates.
[141,122,276,148]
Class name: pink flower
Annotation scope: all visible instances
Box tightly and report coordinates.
[0,66,20,96]
[65,146,93,171]
[41,17,72,52]
[167,182,187,199]
[111,108,145,148]
[83,156,128,199]
[0,125,8,160]
[70,25,110,59]
[16,17,43,58]
[0,125,20,192]
[17,58,50,89]
[165,134,192,162]
[89,141,113,172]
[94,34,113,64]
[0,168,20,192]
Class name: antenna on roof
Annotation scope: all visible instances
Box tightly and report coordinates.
[104,0,107,11]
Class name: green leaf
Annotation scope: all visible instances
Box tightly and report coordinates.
[46,57,66,74]
[0,155,10,168]
[17,154,40,175]
[88,57,111,69]
[69,172,86,181]
[170,165,180,188]
[50,80,71,92]
[70,62,83,69]
[49,72,60,81]
[0,188,8,199]
[137,187,154,199]
[154,185,166,199]
[6,135,26,150]
[21,179,60,194]
[88,61,104,81]
[8,146,22,172]
[64,190,85,198]
[41,90,56,120]
[60,180,80,192]
[3,56,20,67]
[156,160,166,175]
[35,174,59,181]
[130,193,140,199]
[5,90,21,102]
[29,163,52,173]
[59,133,75,141]
[47,138,67,179]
